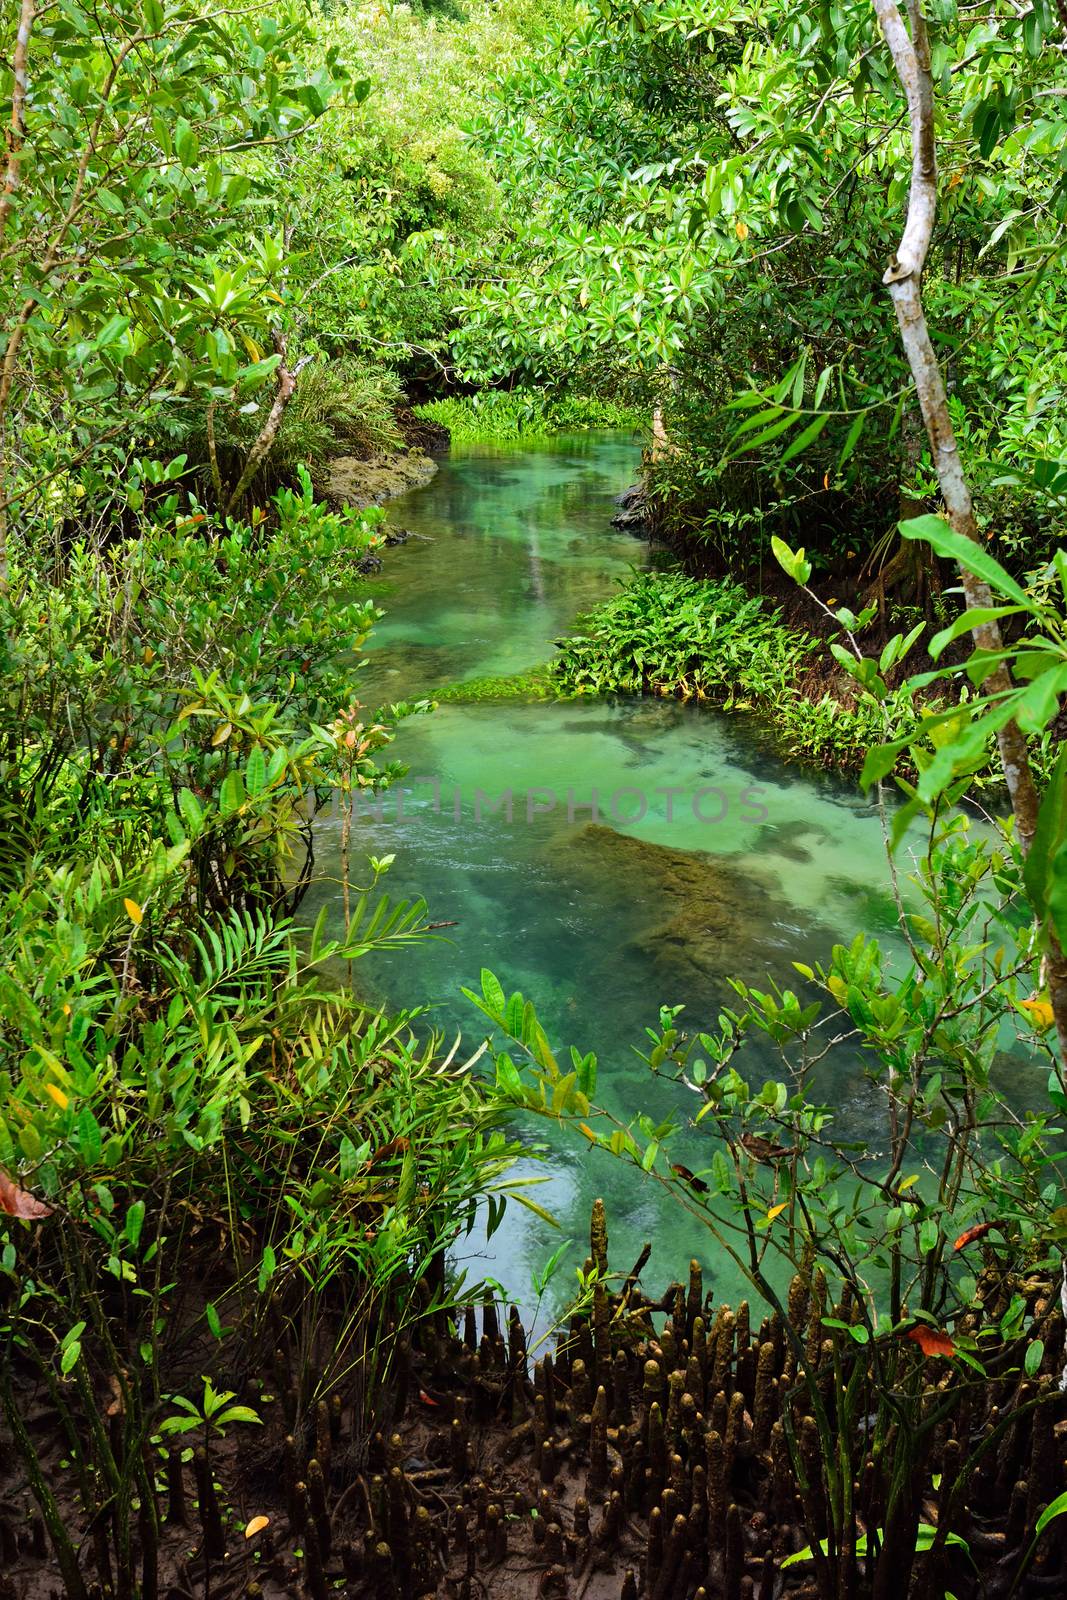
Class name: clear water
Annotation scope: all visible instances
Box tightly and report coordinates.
[304,434,919,1316]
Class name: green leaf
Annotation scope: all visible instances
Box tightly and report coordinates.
[838,410,866,467]
[494,1052,523,1099]
[1024,745,1067,920]
[1036,1490,1067,1537]
[174,118,200,167]
[339,1135,358,1182]
[510,1191,561,1228]
[771,536,812,586]
[929,606,1022,660]
[178,788,204,832]
[245,746,267,796]
[215,1405,261,1427]
[734,412,802,456]
[1024,1338,1044,1377]
[76,1107,102,1166]
[1046,840,1067,951]
[898,516,1032,608]
[480,968,506,1019]
[219,771,245,818]
[257,1244,276,1293]
[124,1199,146,1250]
[778,412,830,465]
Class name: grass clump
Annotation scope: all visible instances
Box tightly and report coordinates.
[552,570,918,771]
[169,361,407,504]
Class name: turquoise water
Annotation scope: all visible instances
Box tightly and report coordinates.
[306,434,918,1313]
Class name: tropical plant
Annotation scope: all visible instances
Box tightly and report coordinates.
[552,570,919,769]
[0,0,364,565]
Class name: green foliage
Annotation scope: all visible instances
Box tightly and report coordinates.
[170,361,406,500]
[0,470,416,906]
[435,670,554,702]
[552,570,918,770]
[459,0,1067,577]
[0,0,359,551]
[414,390,643,441]
[471,780,1065,1594]
[0,454,522,1591]
[0,829,523,1586]
[273,0,551,380]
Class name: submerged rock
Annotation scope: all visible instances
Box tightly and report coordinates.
[552,823,792,1002]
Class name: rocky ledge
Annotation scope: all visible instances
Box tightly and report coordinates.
[327,450,439,511]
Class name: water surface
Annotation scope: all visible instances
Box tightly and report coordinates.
[307,434,918,1314]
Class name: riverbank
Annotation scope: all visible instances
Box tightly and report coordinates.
[325,407,450,510]
[549,569,918,775]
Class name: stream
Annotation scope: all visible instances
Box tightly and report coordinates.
[305,432,921,1317]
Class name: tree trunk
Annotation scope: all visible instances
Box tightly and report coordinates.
[872,0,1067,1058]
[222,332,310,518]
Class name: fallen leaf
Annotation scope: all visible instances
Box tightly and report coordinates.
[766,1202,788,1222]
[953,1221,997,1252]
[737,1133,792,1163]
[418,1389,440,1407]
[0,1170,54,1220]
[123,898,143,926]
[244,1515,269,1539]
[904,1325,955,1359]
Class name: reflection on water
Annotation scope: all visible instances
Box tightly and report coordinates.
[304,434,943,1314]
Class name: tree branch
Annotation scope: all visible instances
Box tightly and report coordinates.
[0,0,33,248]
[222,332,310,517]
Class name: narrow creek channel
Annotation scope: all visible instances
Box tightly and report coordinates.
[305,432,915,1317]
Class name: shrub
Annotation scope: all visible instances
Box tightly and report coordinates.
[165,361,407,505]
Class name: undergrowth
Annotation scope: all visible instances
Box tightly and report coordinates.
[551,570,921,771]
[413,389,644,442]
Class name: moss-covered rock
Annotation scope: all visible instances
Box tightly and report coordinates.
[327,451,438,509]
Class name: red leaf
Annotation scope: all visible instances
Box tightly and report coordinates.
[904,1325,955,1360]
[0,1169,53,1220]
[953,1221,997,1252]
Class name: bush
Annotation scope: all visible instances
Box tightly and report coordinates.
[0,468,418,907]
[165,361,407,505]
[414,389,644,441]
